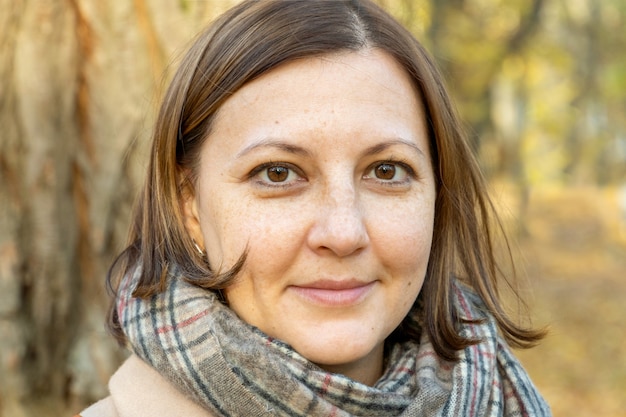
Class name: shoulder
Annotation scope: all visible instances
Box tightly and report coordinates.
[76,355,215,417]
[76,397,118,417]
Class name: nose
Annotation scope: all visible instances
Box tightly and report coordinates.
[307,186,369,257]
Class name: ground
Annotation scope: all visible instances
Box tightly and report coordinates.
[508,185,626,417]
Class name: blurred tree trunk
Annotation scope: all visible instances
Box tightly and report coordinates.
[428,0,545,153]
[0,1,231,415]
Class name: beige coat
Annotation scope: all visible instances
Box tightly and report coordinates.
[77,355,213,417]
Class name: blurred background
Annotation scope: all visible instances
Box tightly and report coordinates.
[0,0,624,416]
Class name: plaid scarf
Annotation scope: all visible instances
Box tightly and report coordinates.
[118,266,551,416]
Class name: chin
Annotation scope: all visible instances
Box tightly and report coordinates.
[291,331,383,367]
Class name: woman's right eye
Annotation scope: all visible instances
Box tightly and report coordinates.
[249,162,304,187]
[265,165,290,182]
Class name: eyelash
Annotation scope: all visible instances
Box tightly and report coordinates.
[247,161,305,188]
[364,158,417,186]
[247,159,418,189]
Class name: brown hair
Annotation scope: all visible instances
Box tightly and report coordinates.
[107,0,545,360]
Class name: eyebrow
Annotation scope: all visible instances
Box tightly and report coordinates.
[235,139,312,159]
[360,138,426,159]
[235,137,426,159]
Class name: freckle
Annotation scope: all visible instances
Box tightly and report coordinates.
[274,120,279,124]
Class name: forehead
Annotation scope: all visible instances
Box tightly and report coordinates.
[218,49,422,126]
[200,48,429,166]
[226,49,420,110]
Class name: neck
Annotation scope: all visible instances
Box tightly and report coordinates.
[316,342,385,386]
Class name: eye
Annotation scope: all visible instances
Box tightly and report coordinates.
[373,163,397,180]
[249,162,304,187]
[364,161,413,184]
[266,165,289,182]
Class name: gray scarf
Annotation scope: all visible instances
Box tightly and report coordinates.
[118,266,551,416]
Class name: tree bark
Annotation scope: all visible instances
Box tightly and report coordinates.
[0,1,232,415]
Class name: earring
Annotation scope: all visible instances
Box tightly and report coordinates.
[192,240,205,257]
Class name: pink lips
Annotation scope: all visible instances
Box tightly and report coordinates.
[289,279,376,307]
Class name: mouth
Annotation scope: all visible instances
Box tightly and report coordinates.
[289,279,376,307]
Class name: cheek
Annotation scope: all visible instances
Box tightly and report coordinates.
[198,195,252,269]
[246,214,310,275]
[371,201,435,270]
[203,198,308,273]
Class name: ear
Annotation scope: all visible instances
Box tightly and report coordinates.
[180,181,205,252]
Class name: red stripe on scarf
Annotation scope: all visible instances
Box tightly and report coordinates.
[157,310,209,334]
[117,271,137,319]
[320,373,332,396]
[398,367,416,375]
[507,379,531,417]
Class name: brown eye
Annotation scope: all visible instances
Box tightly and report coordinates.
[267,166,289,182]
[375,163,396,180]
[364,161,413,186]
[249,162,305,189]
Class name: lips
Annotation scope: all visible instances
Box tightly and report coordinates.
[289,279,376,306]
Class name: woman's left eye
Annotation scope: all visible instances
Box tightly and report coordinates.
[364,161,413,184]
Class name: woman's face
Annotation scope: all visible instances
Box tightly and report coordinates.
[183,49,436,385]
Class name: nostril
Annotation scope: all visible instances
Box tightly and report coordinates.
[307,209,369,257]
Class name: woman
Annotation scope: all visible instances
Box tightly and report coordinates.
[78,0,550,416]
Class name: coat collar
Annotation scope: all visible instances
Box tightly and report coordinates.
[107,355,212,417]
